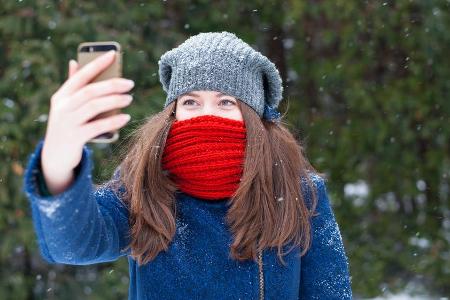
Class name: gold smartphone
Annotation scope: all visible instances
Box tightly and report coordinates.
[77,41,123,144]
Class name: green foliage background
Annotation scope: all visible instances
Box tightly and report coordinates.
[1,0,448,299]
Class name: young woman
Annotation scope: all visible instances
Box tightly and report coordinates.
[23,31,352,299]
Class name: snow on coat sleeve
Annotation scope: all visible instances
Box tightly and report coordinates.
[299,174,353,299]
[21,138,131,265]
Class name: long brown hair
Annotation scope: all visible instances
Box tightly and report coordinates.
[107,99,322,267]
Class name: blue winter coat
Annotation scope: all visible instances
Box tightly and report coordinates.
[22,138,353,299]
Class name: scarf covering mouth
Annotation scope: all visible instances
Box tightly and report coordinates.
[161,115,247,200]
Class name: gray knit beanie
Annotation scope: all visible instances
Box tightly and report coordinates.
[157,31,283,121]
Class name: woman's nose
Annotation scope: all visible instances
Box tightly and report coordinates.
[201,104,216,115]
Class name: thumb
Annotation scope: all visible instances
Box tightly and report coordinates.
[68,59,79,78]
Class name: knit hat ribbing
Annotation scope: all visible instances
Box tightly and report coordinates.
[158,31,284,118]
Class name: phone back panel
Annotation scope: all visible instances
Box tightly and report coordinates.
[76,41,123,143]
[77,42,122,82]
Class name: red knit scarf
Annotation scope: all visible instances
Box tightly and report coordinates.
[161,115,247,200]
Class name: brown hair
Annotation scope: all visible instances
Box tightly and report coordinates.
[107,100,322,267]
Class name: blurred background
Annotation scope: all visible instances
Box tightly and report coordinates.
[1,0,449,299]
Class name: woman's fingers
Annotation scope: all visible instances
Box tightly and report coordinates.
[80,113,131,142]
[68,60,79,78]
[43,52,134,173]
[74,93,133,125]
[57,50,116,96]
[67,77,134,111]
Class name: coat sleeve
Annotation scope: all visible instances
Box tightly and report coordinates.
[299,174,353,299]
[22,138,131,265]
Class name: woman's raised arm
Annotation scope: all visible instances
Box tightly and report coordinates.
[22,138,130,265]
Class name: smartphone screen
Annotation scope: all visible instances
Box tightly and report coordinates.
[77,41,123,143]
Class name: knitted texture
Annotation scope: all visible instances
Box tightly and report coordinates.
[162,115,246,200]
[158,31,284,118]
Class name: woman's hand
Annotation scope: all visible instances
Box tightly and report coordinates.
[41,50,134,195]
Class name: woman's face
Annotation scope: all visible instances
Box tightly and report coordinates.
[175,90,243,121]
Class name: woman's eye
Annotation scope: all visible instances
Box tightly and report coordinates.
[182,99,197,105]
[220,99,236,106]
